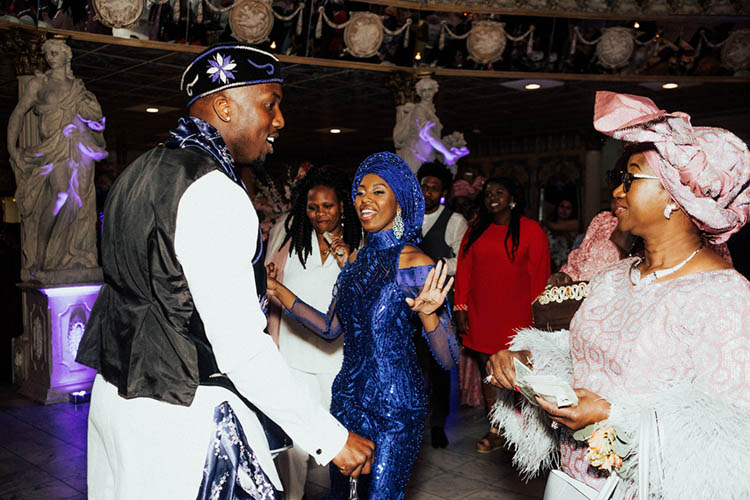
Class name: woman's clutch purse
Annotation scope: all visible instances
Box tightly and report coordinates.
[532,281,589,331]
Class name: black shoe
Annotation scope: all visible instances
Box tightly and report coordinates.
[431,426,449,448]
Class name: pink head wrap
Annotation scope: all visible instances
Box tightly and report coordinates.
[594,91,750,244]
[450,176,486,201]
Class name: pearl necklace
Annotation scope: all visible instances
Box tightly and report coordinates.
[629,246,703,286]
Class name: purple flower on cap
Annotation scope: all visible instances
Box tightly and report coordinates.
[182,44,283,107]
[206,53,237,84]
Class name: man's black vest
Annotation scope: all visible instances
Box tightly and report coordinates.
[77,145,262,406]
[419,206,455,262]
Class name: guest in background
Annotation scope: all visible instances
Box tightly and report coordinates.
[449,165,484,225]
[487,91,750,498]
[551,165,637,285]
[417,161,469,448]
[265,165,361,499]
[448,166,485,409]
[454,177,550,453]
[544,197,583,272]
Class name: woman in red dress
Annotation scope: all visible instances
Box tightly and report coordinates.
[454,176,550,452]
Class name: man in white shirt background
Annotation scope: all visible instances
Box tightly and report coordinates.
[416,161,469,448]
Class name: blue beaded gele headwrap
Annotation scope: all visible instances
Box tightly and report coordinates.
[352,152,425,244]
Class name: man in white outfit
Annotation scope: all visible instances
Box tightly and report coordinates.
[76,44,374,499]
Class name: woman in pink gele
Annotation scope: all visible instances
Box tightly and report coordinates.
[487,91,750,499]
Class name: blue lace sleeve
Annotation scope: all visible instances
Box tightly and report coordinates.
[398,265,460,370]
[285,294,342,341]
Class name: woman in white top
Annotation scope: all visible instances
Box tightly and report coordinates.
[265,165,361,500]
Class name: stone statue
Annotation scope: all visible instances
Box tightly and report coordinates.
[7,39,107,282]
[393,77,469,173]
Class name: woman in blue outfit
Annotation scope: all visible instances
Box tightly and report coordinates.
[266,152,459,499]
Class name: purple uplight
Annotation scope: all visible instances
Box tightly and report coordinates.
[39,163,54,176]
[77,114,106,132]
[40,285,102,298]
[63,123,77,137]
[78,143,108,161]
[68,169,82,208]
[52,192,68,216]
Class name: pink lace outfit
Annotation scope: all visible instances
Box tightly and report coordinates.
[492,92,750,498]
[563,259,750,490]
[560,212,621,282]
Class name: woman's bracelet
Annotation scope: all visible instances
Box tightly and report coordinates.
[453,304,468,312]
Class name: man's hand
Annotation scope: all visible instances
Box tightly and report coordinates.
[331,431,375,478]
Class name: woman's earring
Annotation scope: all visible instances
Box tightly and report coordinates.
[509,201,516,210]
[393,210,404,239]
[663,202,677,219]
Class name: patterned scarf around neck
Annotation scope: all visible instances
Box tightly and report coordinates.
[166,116,247,193]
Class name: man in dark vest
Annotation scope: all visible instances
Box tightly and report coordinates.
[76,44,374,499]
[416,161,469,448]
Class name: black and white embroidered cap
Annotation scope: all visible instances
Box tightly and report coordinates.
[180,44,283,108]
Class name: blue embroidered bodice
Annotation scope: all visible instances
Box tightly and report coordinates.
[287,229,459,499]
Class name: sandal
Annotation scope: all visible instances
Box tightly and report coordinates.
[475,428,504,454]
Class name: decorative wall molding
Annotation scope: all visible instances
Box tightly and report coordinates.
[351,0,749,19]
[91,0,144,29]
[3,21,749,83]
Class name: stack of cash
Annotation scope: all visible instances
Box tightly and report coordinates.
[513,358,578,408]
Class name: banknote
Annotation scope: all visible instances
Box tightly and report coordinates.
[513,358,578,408]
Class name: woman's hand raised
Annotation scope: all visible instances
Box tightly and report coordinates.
[405,259,454,316]
[327,234,351,269]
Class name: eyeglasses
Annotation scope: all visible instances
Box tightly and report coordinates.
[609,170,660,193]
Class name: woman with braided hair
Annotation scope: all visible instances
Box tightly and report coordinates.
[264,165,361,500]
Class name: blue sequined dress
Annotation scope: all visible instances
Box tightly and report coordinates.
[287,228,459,499]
